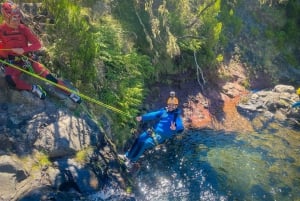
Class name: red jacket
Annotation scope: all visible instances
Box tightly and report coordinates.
[0,23,41,58]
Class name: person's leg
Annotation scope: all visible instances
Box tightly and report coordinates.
[126,137,142,159]
[31,62,67,92]
[126,132,156,162]
[126,133,147,160]
[32,61,81,103]
[5,65,46,99]
[5,65,31,90]
[131,137,155,162]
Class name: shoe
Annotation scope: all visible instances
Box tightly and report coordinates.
[119,154,134,169]
[118,154,126,161]
[125,160,133,169]
[69,93,82,104]
[32,85,46,99]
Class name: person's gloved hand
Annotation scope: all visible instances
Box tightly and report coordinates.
[11,48,24,55]
[136,116,142,122]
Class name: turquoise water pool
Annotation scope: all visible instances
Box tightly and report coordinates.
[133,124,300,201]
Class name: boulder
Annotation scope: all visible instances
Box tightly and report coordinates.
[237,84,300,123]
[0,155,28,200]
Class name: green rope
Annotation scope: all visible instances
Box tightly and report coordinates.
[0,58,132,118]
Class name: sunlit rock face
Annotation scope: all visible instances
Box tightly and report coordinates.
[237,85,300,124]
[0,62,129,201]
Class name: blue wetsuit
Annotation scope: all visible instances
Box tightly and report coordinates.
[126,107,184,162]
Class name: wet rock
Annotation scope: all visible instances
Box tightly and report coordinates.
[273,85,295,93]
[237,84,299,124]
[0,77,128,200]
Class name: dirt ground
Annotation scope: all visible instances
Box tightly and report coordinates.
[145,60,259,133]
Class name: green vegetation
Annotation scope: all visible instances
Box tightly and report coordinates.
[39,0,154,147]
[262,0,300,68]
[32,152,52,170]
[75,146,94,164]
[28,0,299,149]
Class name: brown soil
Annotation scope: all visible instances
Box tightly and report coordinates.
[146,61,261,133]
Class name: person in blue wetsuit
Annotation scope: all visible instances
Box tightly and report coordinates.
[124,95,184,168]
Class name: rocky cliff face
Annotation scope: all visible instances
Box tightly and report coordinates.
[237,85,300,129]
[0,3,134,200]
[0,69,131,200]
[1,1,299,200]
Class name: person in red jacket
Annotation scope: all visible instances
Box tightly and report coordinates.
[0,1,81,103]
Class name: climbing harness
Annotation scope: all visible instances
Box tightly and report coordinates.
[6,54,36,73]
[21,56,35,73]
[147,128,159,145]
[0,56,131,117]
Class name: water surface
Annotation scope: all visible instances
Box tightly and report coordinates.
[133,123,300,201]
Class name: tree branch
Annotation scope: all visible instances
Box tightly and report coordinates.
[194,50,206,91]
[185,0,217,29]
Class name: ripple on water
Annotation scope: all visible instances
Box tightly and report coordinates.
[133,127,300,201]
